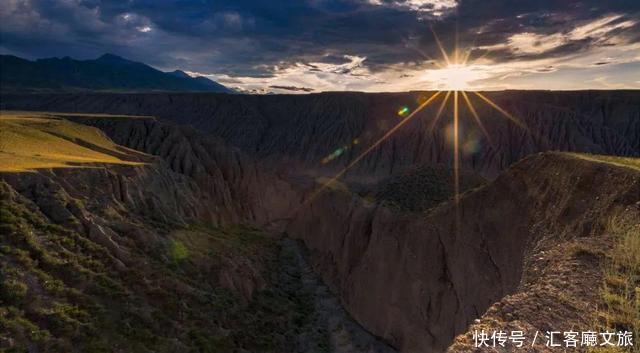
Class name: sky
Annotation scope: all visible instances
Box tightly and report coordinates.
[1,0,639,93]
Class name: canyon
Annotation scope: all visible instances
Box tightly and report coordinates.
[1,90,639,352]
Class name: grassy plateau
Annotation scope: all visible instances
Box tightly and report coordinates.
[0,111,145,172]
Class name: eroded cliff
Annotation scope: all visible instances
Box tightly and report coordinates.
[2,91,638,179]
[285,153,640,352]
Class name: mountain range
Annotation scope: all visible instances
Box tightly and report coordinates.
[0,53,233,93]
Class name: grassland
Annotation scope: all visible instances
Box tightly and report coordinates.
[0,111,145,172]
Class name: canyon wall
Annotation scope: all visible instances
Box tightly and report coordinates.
[2,91,638,179]
[285,153,640,352]
[68,116,301,228]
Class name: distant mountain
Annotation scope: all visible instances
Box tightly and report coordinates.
[167,69,230,92]
[0,54,234,93]
[167,69,192,79]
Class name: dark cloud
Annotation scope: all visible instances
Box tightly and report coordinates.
[1,0,639,80]
[269,85,315,92]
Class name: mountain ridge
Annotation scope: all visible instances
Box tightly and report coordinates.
[0,54,234,93]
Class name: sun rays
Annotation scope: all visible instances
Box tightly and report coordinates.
[304,91,443,205]
[304,27,530,232]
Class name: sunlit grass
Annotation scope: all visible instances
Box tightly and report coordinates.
[590,215,640,353]
[0,111,144,172]
[570,153,640,171]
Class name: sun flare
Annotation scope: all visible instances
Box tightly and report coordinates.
[310,27,528,233]
[423,64,488,91]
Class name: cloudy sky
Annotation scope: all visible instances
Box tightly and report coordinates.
[1,0,639,93]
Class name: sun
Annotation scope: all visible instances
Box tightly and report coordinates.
[308,26,528,234]
[423,63,486,91]
[438,64,473,90]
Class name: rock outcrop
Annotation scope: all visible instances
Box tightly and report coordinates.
[0,113,301,305]
[0,114,326,352]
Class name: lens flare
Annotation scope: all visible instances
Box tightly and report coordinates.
[453,91,460,205]
[321,146,348,164]
[472,91,528,130]
[428,90,451,134]
[461,91,492,146]
[453,91,461,238]
[302,91,443,206]
[398,106,411,116]
[430,26,451,66]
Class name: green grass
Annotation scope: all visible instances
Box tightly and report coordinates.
[0,111,145,172]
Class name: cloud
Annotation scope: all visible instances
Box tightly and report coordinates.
[200,55,379,93]
[269,85,315,92]
[478,14,638,60]
[568,14,635,41]
[1,0,639,91]
[366,0,458,16]
[504,32,566,55]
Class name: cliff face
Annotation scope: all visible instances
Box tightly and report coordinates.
[66,116,301,228]
[2,91,638,179]
[285,153,640,352]
[3,119,300,228]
